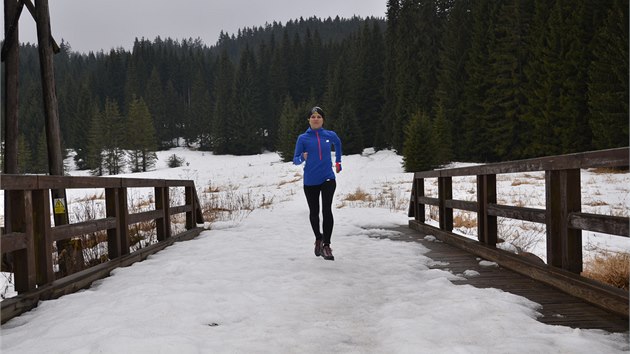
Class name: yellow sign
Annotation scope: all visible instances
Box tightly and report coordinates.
[54,198,66,214]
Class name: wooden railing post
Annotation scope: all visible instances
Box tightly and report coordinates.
[106,187,130,258]
[477,174,497,246]
[546,169,582,273]
[10,190,36,292]
[105,188,121,259]
[415,177,425,223]
[185,186,196,229]
[118,187,129,255]
[155,187,171,241]
[32,189,54,285]
[438,177,453,231]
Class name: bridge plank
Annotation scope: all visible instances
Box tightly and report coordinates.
[385,226,629,333]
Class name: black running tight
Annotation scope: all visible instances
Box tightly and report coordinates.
[303,179,336,244]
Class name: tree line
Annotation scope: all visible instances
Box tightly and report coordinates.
[1,1,627,174]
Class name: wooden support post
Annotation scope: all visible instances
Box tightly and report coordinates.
[118,187,129,255]
[185,186,195,229]
[32,189,54,285]
[3,1,21,255]
[415,177,425,223]
[477,174,497,246]
[3,0,20,175]
[546,169,582,273]
[106,188,121,259]
[155,187,171,241]
[106,188,129,258]
[35,0,77,275]
[438,176,453,232]
[11,191,37,293]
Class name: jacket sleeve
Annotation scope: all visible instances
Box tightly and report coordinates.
[332,132,342,163]
[293,136,304,165]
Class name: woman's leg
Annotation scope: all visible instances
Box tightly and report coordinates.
[321,179,337,244]
[303,184,322,240]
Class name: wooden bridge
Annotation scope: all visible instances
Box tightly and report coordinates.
[1,176,204,323]
[0,148,628,333]
[407,147,629,332]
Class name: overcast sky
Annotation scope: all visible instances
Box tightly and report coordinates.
[5,0,386,54]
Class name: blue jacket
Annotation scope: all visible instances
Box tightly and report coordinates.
[293,128,342,186]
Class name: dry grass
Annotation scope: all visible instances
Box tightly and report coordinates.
[74,192,105,203]
[582,251,630,291]
[343,187,373,202]
[587,200,609,207]
[453,212,477,229]
[511,179,532,187]
[278,177,301,187]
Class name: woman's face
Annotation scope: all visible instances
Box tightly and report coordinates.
[308,112,324,129]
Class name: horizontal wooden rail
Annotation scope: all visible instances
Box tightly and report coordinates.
[568,212,629,237]
[445,200,477,212]
[413,147,628,178]
[128,209,163,225]
[408,147,630,317]
[1,175,206,324]
[1,232,27,253]
[50,218,117,241]
[487,204,546,224]
[417,196,439,206]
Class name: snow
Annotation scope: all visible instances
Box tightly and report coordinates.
[1,147,628,353]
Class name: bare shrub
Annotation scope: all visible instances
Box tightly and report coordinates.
[583,251,630,290]
[70,197,108,267]
[197,186,257,225]
[498,218,544,254]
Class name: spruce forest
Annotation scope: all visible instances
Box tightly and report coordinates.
[1,0,628,175]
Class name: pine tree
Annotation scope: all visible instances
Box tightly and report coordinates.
[482,0,532,160]
[335,103,363,155]
[189,71,213,150]
[70,79,96,170]
[144,67,169,149]
[212,49,235,154]
[229,46,262,155]
[435,0,472,160]
[462,0,501,161]
[432,103,453,166]
[87,110,105,176]
[126,96,158,172]
[276,95,299,162]
[403,111,437,172]
[588,0,629,149]
[101,99,126,175]
[382,0,402,150]
[526,0,592,155]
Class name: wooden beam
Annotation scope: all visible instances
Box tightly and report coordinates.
[1,0,24,62]
[569,212,629,237]
[22,0,60,53]
[488,204,546,224]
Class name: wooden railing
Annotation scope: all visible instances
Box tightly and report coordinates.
[408,147,629,317]
[1,175,205,323]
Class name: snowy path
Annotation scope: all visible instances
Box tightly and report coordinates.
[1,193,627,354]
